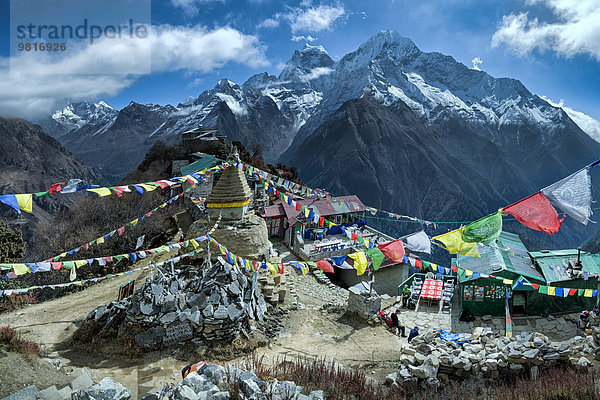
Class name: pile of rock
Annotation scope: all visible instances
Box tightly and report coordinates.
[258,271,287,305]
[347,281,381,320]
[78,257,268,350]
[387,327,600,389]
[1,373,127,400]
[141,363,325,400]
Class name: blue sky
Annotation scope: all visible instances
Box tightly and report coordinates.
[1,0,599,131]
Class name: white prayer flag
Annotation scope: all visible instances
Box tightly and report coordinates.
[541,167,593,224]
[403,230,432,254]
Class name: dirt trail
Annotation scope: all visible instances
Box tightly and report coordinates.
[0,261,185,398]
[0,252,404,397]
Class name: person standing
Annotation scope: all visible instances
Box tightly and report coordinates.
[402,285,411,308]
[390,309,406,337]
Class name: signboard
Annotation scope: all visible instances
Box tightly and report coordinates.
[118,279,135,300]
[163,323,193,344]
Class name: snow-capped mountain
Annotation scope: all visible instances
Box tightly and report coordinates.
[40,31,600,192]
[39,101,118,139]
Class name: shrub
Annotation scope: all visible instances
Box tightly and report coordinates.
[0,326,41,357]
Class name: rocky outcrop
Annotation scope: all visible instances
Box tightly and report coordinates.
[187,213,271,261]
[76,258,267,351]
[388,328,600,389]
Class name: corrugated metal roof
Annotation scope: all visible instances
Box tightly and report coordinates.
[179,155,220,176]
[456,231,544,283]
[258,204,285,218]
[529,249,600,283]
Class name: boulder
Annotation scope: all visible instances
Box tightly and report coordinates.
[71,374,95,392]
[85,377,131,400]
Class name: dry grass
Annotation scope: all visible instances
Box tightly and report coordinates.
[0,326,41,357]
[239,354,599,400]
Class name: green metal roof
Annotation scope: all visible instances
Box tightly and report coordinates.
[179,155,220,176]
[529,249,600,283]
[455,231,544,283]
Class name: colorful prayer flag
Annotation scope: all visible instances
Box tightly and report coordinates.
[503,192,564,235]
[432,228,480,258]
[461,210,503,244]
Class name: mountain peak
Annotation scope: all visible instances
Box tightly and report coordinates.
[339,30,421,69]
[279,44,334,82]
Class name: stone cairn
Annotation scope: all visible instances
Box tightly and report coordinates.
[387,327,600,389]
[80,257,268,350]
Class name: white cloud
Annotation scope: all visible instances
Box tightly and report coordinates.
[471,57,483,70]
[301,66,334,81]
[170,0,226,17]
[541,95,600,142]
[257,18,280,29]
[187,78,203,88]
[492,0,600,60]
[291,35,317,42]
[285,3,345,33]
[0,25,269,119]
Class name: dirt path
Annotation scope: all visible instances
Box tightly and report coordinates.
[0,251,405,397]
[0,258,186,398]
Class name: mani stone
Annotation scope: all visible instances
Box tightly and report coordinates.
[135,326,165,348]
[213,305,228,320]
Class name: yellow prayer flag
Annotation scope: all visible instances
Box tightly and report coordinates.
[584,289,593,297]
[12,263,29,276]
[15,194,33,213]
[432,227,481,258]
[75,260,88,268]
[548,286,556,296]
[96,237,105,245]
[348,252,368,275]
[304,207,310,218]
[131,219,138,226]
[266,262,277,276]
[138,184,158,192]
[328,221,335,228]
[431,264,438,272]
[190,239,199,249]
[465,269,473,277]
[87,188,112,197]
[59,252,67,258]
[503,279,513,285]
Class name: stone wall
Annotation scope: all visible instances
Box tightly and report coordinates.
[387,327,600,389]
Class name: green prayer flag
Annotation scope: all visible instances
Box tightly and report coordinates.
[114,255,124,262]
[63,261,74,270]
[578,289,585,296]
[538,285,548,294]
[422,261,431,269]
[357,236,365,245]
[34,191,50,197]
[365,247,385,270]
[462,210,503,244]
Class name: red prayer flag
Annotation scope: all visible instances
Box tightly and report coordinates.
[350,232,358,241]
[82,243,89,250]
[117,226,125,236]
[378,240,405,262]
[415,259,423,268]
[49,182,65,193]
[51,262,62,270]
[296,203,302,211]
[319,216,324,227]
[503,192,564,235]
[252,261,259,271]
[451,266,458,273]
[531,284,540,290]
[569,288,578,296]
[316,259,334,273]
